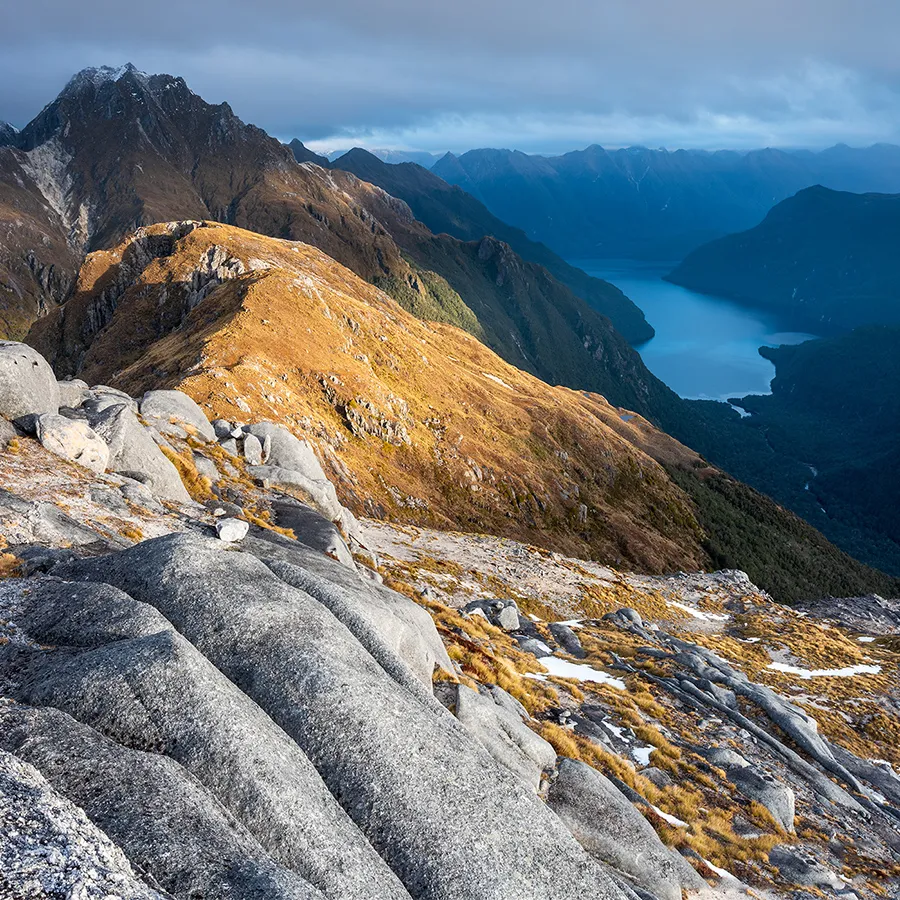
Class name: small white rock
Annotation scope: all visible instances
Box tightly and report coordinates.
[215,517,249,542]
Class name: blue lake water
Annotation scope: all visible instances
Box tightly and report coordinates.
[573,260,819,401]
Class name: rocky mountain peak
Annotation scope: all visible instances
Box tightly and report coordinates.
[60,63,149,95]
[0,121,18,147]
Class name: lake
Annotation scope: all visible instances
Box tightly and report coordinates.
[572,260,819,401]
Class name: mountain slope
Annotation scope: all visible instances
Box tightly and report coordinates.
[28,220,900,601]
[326,147,653,343]
[1,65,658,418]
[433,144,900,259]
[668,187,900,333]
[30,219,707,573]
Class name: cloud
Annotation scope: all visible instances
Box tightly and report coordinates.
[1,0,899,152]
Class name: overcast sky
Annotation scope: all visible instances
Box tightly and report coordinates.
[1,0,899,154]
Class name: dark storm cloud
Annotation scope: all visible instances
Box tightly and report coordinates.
[1,0,899,151]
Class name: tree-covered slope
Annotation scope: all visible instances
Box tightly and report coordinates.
[668,187,900,333]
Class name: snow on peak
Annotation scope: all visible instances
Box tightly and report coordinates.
[62,64,149,94]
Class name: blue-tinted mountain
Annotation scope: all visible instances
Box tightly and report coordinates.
[668,186,900,333]
[432,143,900,259]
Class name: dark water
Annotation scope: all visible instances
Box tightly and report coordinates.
[574,260,819,401]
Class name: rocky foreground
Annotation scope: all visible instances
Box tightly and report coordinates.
[1,338,899,900]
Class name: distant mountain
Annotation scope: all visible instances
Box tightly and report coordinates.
[432,144,900,259]
[668,186,900,333]
[325,148,441,167]
[328,147,653,342]
[287,138,329,166]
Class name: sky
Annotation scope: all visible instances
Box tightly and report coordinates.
[1,0,899,154]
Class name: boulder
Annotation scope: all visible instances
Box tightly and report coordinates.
[82,386,137,416]
[768,848,844,889]
[0,705,323,900]
[453,684,556,790]
[496,603,520,632]
[220,437,239,456]
[249,465,344,523]
[0,748,164,899]
[516,636,553,657]
[244,422,320,473]
[0,577,411,900]
[140,390,216,442]
[118,479,165,514]
[56,378,90,409]
[216,517,249,542]
[0,341,60,421]
[86,404,191,503]
[0,416,17,448]
[61,534,626,900]
[211,418,234,439]
[36,414,109,474]
[705,746,750,769]
[192,451,220,482]
[243,432,264,466]
[549,622,585,658]
[271,499,355,569]
[243,423,352,530]
[548,758,704,900]
[728,764,795,832]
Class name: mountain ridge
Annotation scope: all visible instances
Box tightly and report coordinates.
[27,219,900,602]
[433,143,900,258]
[323,146,654,343]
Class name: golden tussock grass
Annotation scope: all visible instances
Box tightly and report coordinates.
[160,444,214,502]
[0,551,21,579]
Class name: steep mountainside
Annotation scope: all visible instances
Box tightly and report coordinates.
[28,220,900,602]
[668,187,900,333]
[0,149,79,338]
[730,327,900,572]
[325,148,653,343]
[27,220,708,574]
[432,144,900,259]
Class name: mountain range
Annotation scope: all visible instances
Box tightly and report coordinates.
[432,143,900,259]
[2,64,899,596]
[668,186,900,333]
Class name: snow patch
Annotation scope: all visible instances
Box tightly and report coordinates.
[650,804,687,827]
[482,372,513,390]
[667,601,729,622]
[632,745,654,766]
[767,662,881,679]
[526,657,626,690]
[702,858,739,881]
